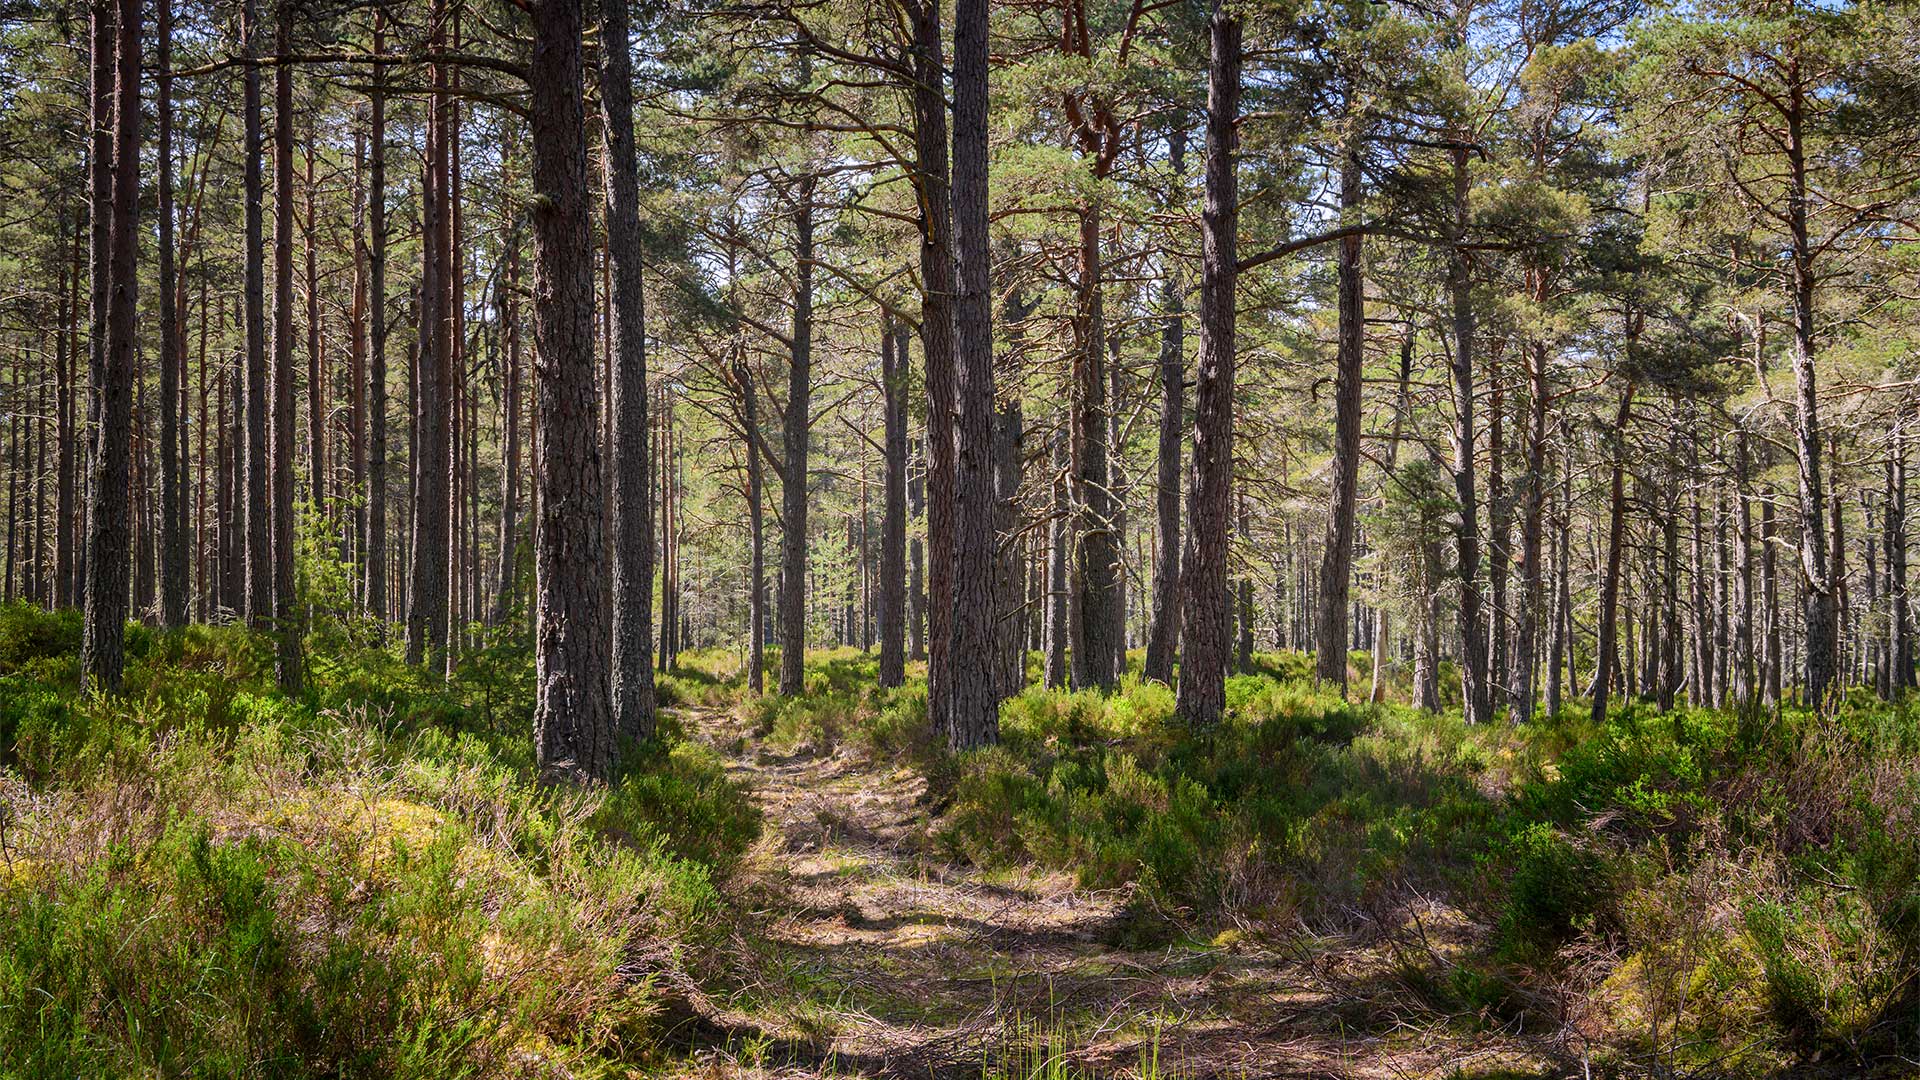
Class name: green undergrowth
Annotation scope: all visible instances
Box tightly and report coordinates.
[0,601,761,1079]
[909,650,1920,1075]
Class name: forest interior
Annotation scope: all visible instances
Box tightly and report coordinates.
[2,0,1920,1075]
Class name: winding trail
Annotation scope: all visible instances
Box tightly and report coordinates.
[669,705,1557,1080]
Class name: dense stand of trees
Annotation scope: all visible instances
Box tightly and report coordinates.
[3,0,1920,773]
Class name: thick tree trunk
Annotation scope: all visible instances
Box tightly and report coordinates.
[602,0,656,741]
[1315,145,1364,692]
[271,1,304,693]
[908,0,957,730]
[80,0,138,691]
[878,318,908,688]
[1176,1,1239,729]
[407,34,452,671]
[778,179,816,696]
[528,0,614,781]
[947,0,999,747]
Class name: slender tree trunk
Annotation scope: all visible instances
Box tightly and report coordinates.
[1448,141,1491,725]
[1590,383,1635,724]
[1315,142,1365,692]
[157,0,187,627]
[528,0,613,780]
[910,434,926,663]
[1176,1,1239,728]
[1371,329,1415,704]
[365,15,389,620]
[241,0,270,627]
[1547,433,1570,718]
[80,0,138,691]
[1072,206,1118,692]
[1509,339,1549,723]
[739,361,767,692]
[1144,132,1186,686]
[1045,431,1069,687]
[993,402,1024,699]
[271,0,304,692]
[879,317,908,687]
[491,236,522,625]
[602,0,656,739]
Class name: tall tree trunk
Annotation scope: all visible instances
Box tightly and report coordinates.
[602,0,656,740]
[157,0,187,627]
[272,0,304,692]
[910,434,926,663]
[1072,205,1118,691]
[365,14,390,622]
[1783,83,1836,708]
[1314,143,1365,692]
[1176,0,1239,728]
[1045,430,1069,687]
[878,317,908,688]
[407,29,452,670]
[528,0,614,781]
[80,0,138,691]
[948,0,999,747]
[1371,329,1414,704]
[1142,134,1186,686]
[1447,141,1491,725]
[1547,432,1571,718]
[55,214,78,608]
[491,234,522,625]
[241,0,270,626]
[1509,339,1549,723]
[993,402,1024,700]
[778,177,815,696]
[1890,422,1911,691]
[739,360,767,692]
[907,0,957,730]
[1589,383,1635,724]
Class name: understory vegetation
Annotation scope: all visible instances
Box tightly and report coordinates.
[4,604,1917,1077]
[0,602,760,1078]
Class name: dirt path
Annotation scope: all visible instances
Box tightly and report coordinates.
[669,705,1560,1080]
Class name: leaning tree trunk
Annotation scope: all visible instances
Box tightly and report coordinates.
[1314,143,1365,692]
[602,0,656,741]
[946,0,999,748]
[528,0,614,781]
[1176,0,1239,729]
[80,0,139,692]
[878,318,908,688]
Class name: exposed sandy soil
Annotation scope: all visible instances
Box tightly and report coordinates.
[664,705,1572,1080]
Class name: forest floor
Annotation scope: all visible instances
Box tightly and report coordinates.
[663,704,1562,1080]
